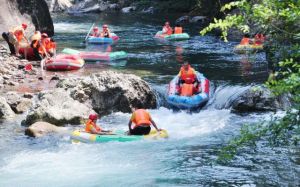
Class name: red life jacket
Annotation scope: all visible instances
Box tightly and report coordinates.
[180,83,194,96]
[180,66,196,84]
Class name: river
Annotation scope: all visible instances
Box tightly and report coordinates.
[0,13,298,186]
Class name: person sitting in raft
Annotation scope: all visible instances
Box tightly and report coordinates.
[177,62,200,96]
[239,33,253,46]
[85,114,113,135]
[174,23,183,34]
[128,107,161,135]
[90,27,101,37]
[254,33,265,45]
[2,23,29,56]
[100,24,111,38]
[162,21,173,36]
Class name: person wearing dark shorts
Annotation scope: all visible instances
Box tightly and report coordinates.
[128,107,161,135]
[2,32,16,54]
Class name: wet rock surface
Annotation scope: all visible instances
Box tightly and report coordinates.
[25,121,68,137]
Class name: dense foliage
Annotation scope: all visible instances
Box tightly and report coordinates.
[200,0,300,162]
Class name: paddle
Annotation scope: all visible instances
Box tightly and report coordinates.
[83,23,95,44]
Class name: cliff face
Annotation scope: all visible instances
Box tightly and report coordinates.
[0,0,54,37]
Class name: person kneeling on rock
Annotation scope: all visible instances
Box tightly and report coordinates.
[85,114,113,135]
[128,107,161,135]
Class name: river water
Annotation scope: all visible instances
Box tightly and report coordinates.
[0,13,299,186]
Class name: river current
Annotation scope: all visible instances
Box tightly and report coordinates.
[0,13,298,186]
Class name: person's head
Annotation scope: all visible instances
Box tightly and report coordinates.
[34,31,41,35]
[165,22,170,27]
[182,61,190,70]
[175,23,181,27]
[41,33,48,41]
[89,114,98,122]
[22,23,27,30]
[102,24,108,31]
[244,33,250,38]
[93,27,99,32]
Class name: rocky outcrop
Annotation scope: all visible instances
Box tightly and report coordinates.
[57,71,157,115]
[0,0,54,36]
[0,96,15,119]
[47,0,73,12]
[231,86,291,113]
[176,15,208,26]
[68,0,109,13]
[23,88,94,126]
[4,92,33,114]
[25,121,68,137]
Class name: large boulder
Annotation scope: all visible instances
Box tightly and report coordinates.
[23,88,94,126]
[4,92,32,114]
[56,71,157,115]
[231,86,291,112]
[47,0,74,12]
[0,0,54,36]
[68,0,109,13]
[0,96,15,119]
[25,121,67,137]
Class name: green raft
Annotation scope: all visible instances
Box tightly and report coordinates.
[71,129,169,143]
[62,48,128,61]
[155,31,190,41]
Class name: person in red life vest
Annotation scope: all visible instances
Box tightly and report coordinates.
[239,33,253,45]
[100,24,111,38]
[37,33,52,58]
[2,23,29,55]
[85,114,113,135]
[177,62,200,95]
[174,23,183,34]
[254,33,265,45]
[90,27,101,37]
[162,21,173,36]
[128,107,161,135]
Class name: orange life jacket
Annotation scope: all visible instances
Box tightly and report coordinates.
[13,27,24,42]
[180,83,194,96]
[174,27,183,34]
[132,109,151,127]
[180,66,196,84]
[85,119,101,133]
[38,38,50,54]
[240,37,250,45]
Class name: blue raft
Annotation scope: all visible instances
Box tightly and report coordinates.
[87,33,119,44]
[167,72,210,110]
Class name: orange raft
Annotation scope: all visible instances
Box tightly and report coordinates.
[43,54,85,71]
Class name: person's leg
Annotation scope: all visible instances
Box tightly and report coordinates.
[2,32,16,54]
[33,48,42,60]
[130,126,151,135]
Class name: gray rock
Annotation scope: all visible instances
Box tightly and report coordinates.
[57,71,157,115]
[48,0,73,12]
[142,7,154,14]
[121,6,136,13]
[0,96,15,119]
[190,16,207,24]
[108,3,120,10]
[176,16,190,24]
[15,98,32,114]
[231,86,291,112]
[25,121,67,137]
[23,88,94,126]
[68,0,108,13]
[4,92,32,113]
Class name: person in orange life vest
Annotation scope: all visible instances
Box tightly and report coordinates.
[90,27,101,37]
[239,33,253,45]
[100,24,111,38]
[2,23,29,55]
[37,33,52,58]
[30,31,43,60]
[254,33,265,45]
[174,23,183,34]
[162,21,173,35]
[177,62,199,95]
[85,114,113,135]
[128,107,161,135]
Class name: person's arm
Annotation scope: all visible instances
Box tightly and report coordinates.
[150,118,161,131]
[128,120,133,131]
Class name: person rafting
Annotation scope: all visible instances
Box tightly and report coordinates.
[2,23,29,56]
[85,114,113,135]
[177,62,199,96]
[174,23,183,34]
[254,33,265,45]
[100,24,111,38]
[90,27,101,37]
[239,33,252,45]
[30,31,42,60]
[162,21,173,36]
[128,107,161,135]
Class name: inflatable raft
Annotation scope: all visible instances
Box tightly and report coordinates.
[87,33,119,44]
[154,31,190,41]
[62,48,127,61]
[167,72,209,110]
[43,54,85,71]
[71,129,168,143]
[233,44,264,54]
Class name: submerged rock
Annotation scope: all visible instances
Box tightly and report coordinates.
[25,121,67,137]
[121,6,136,13]
[231,86,291,113]
[23,88,94,126]
[0,96,15,119]
[57,71,157,115]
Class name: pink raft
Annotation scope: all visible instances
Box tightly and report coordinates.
[43,54,85,71]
